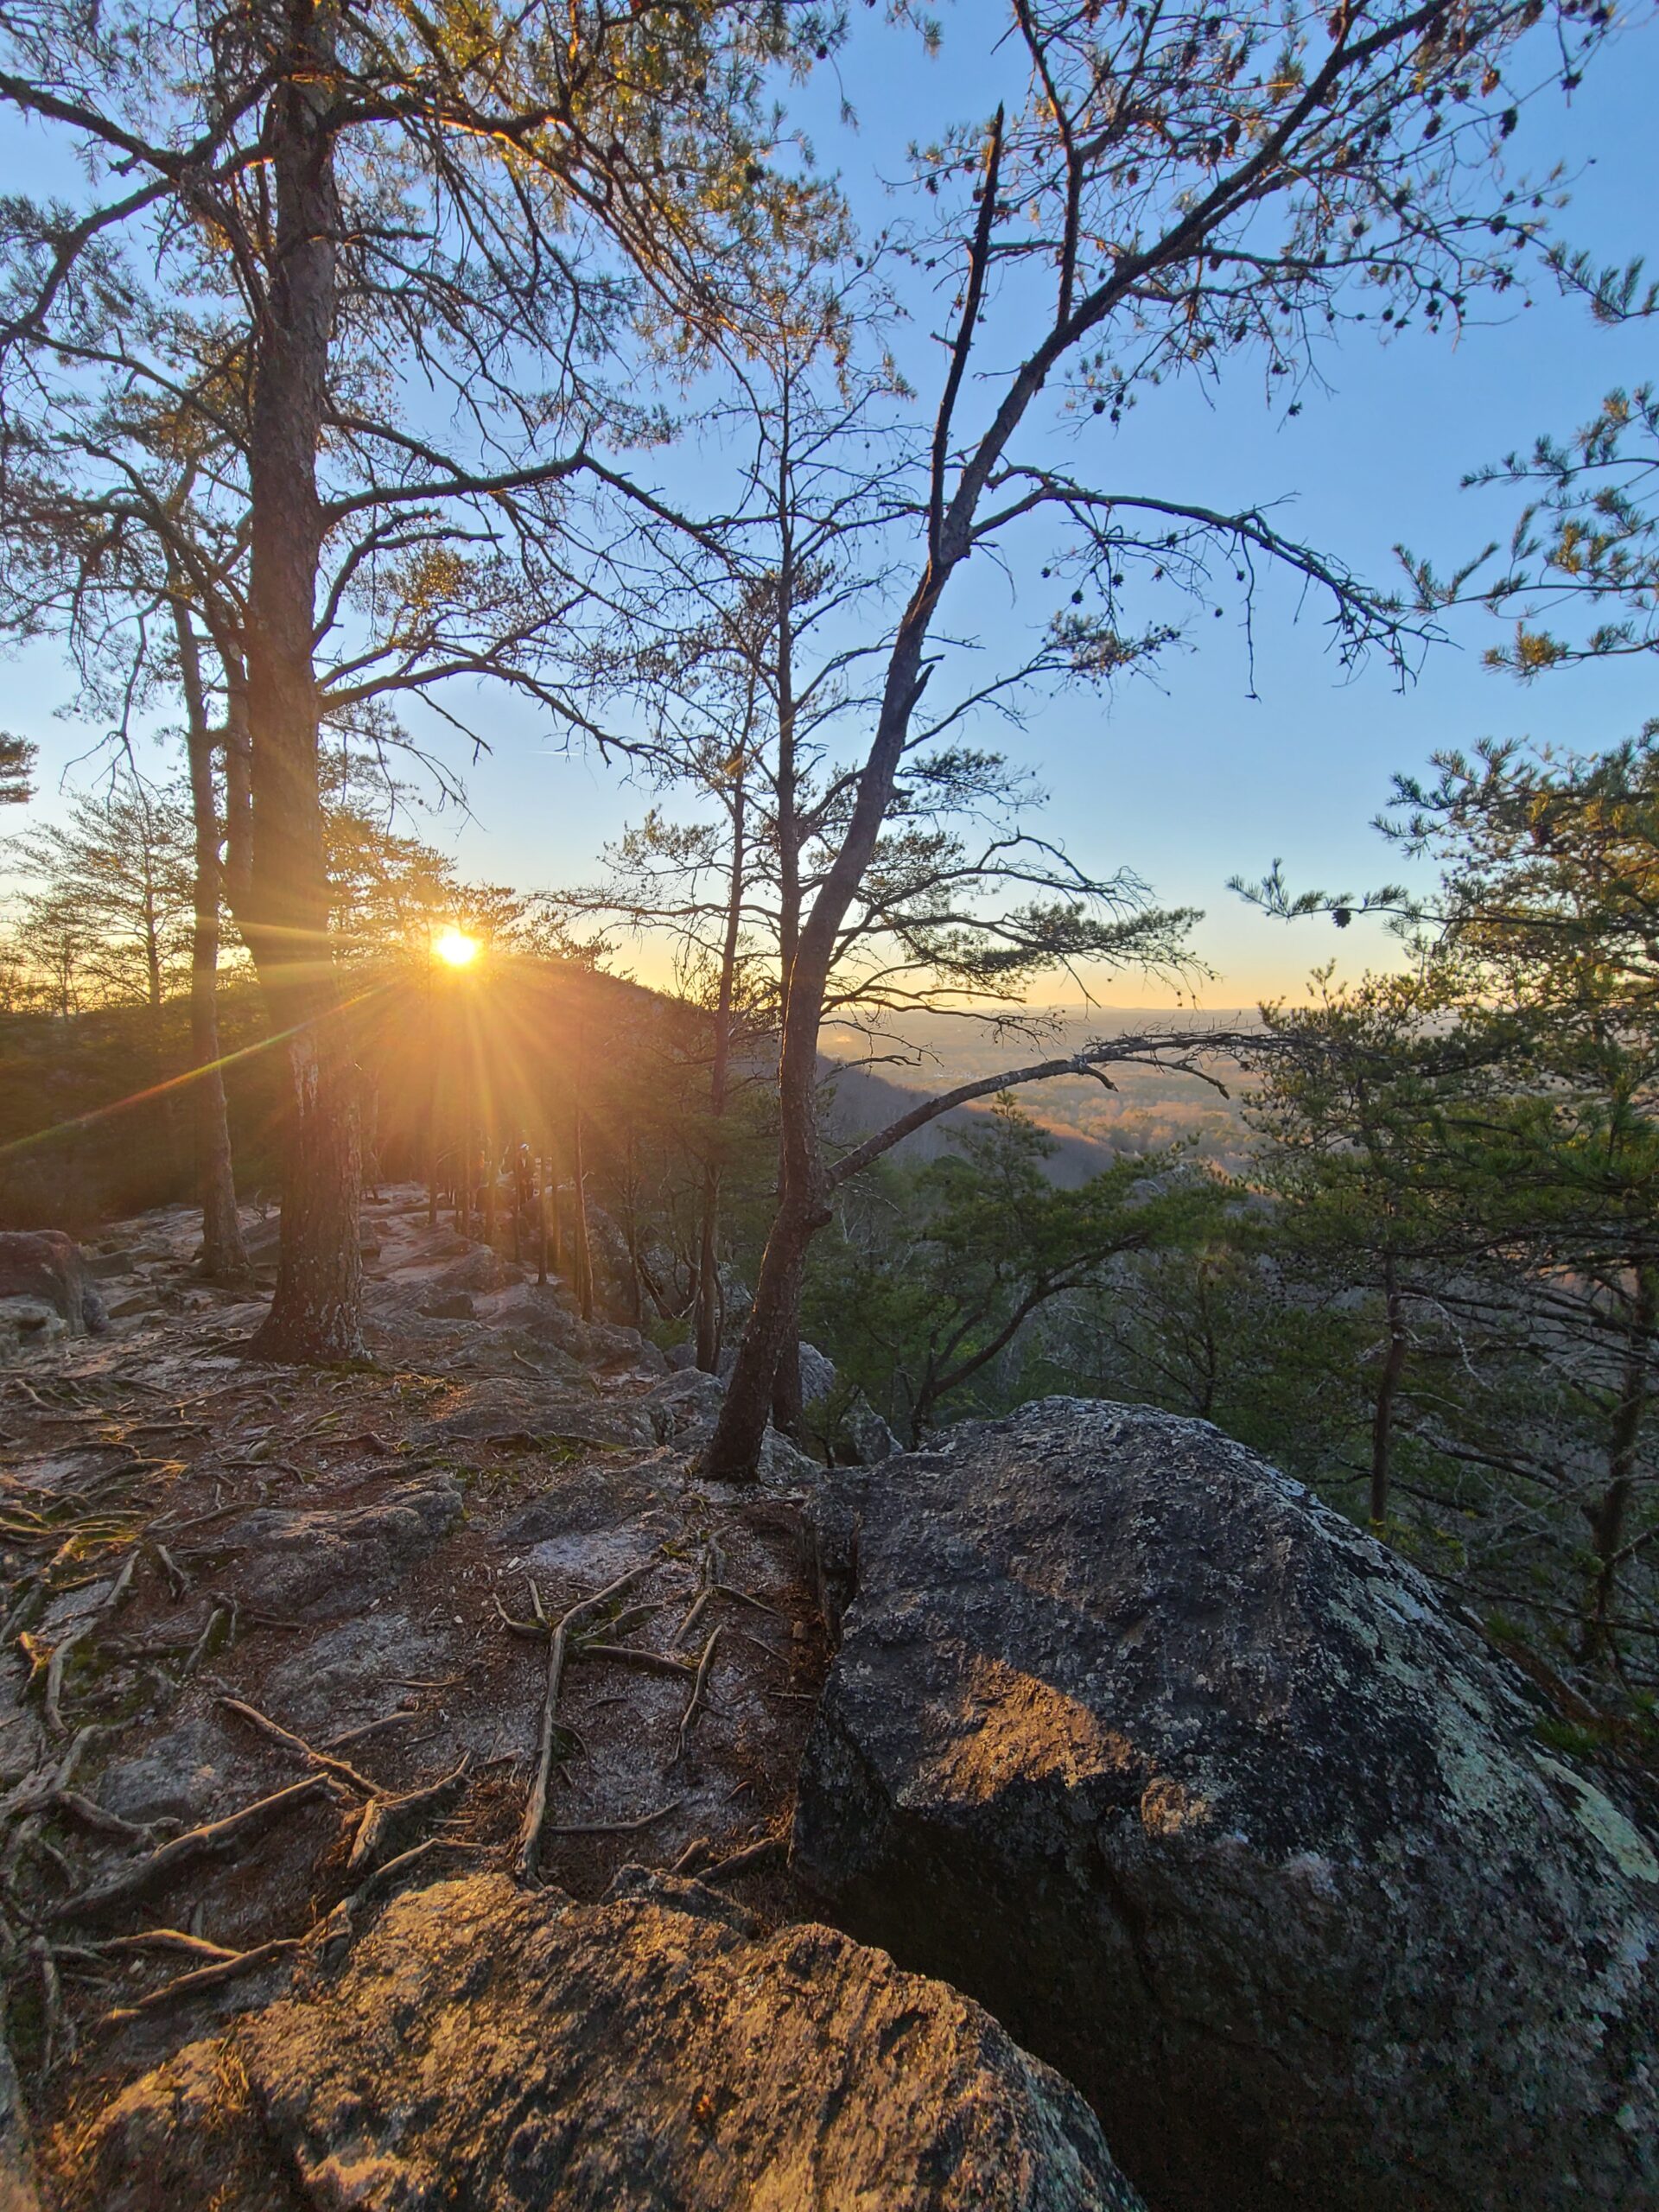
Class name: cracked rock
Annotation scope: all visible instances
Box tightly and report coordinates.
[793,1398,1659,2212]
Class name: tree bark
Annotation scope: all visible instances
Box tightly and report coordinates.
[696,771,746,1373]
[572,1103,594,1322]
[770,1278,804,1433]
[1582,1266,1655,1662]
[537,1142,550,1287]
[704,111,1046,1476]
[1369,1254,1408,1527]
[238,9,361,1362]
[713,1206,813,1472]
[703,556,973,1475]
[172,598,250,1286]
[222,659,252,919]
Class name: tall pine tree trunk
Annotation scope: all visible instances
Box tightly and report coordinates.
[239,10,362,1362]
[572,1103,594,1322]
[172,596,249,1286]
[1369,1255,1408,1527]
[706,587,941,1476]
[1582,1267,1656,1661]
[696,772,746,1373]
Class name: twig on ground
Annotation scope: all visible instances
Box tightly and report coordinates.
[546,1799,683,1837]
[572,1644,696,1679]
[324,1712,420,1752]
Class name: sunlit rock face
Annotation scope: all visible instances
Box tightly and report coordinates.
[60,1872,1145,2212]
[793,1399,1659,2212]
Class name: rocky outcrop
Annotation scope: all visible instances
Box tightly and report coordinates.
[793,1399,1659,2212]
[0,1232,107,1342]
[798,1338,899,1464]
[58,1871,1144,2212]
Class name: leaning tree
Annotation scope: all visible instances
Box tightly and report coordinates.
[700,0,1611,1475]
[576,272,1201,1389]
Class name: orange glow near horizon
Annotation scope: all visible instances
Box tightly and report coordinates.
[433,926,480,969]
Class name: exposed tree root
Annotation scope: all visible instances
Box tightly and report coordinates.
[514,1560,658,1883]
[53,1777,330,1924]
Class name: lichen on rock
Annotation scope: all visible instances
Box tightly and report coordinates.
[793,1397,1659,2212]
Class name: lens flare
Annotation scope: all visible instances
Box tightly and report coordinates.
[433,926,480,969]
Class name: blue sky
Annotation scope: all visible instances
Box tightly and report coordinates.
[6,2,1656,1010]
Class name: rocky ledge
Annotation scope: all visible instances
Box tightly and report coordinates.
[793,1398,1659,2212]
[6,1206,1656,2211]
[55,1870,1144,2212]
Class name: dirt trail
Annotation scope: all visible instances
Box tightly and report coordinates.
[0,1188,829,2161]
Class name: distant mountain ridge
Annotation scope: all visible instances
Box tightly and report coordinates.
[819,1007,1262,1183]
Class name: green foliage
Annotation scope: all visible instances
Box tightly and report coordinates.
[0,733,35,806]
[4,776,196,1017]
[804,1096,1202,1441]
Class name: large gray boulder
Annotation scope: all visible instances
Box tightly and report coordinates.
[793,1399,1659,2212]
[0,1231,107,1340]
[60,1871,1144,2212]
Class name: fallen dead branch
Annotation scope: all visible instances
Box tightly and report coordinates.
[514,1559,658,1883]
[53,1776,330,1923]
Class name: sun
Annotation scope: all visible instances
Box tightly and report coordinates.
[433,925,480,969]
